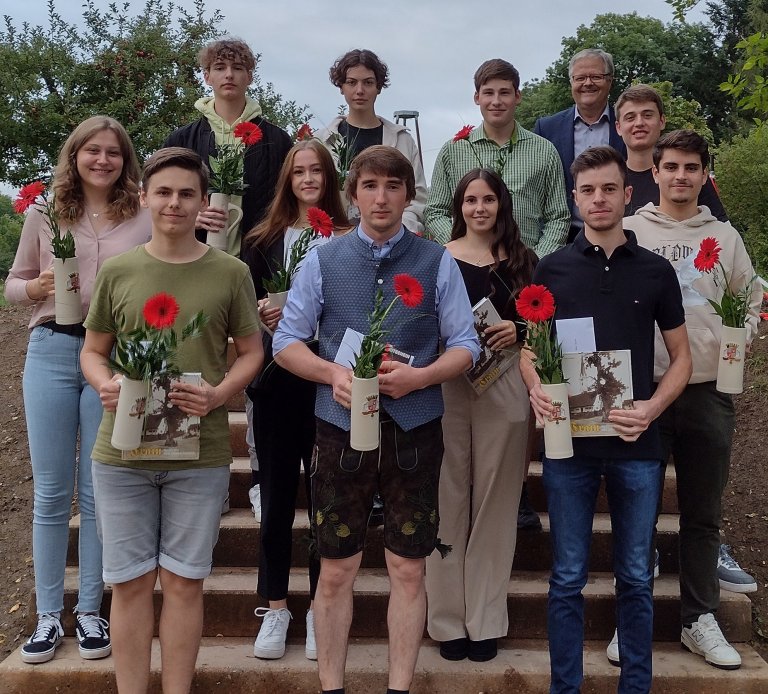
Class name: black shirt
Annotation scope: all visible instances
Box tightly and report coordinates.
[338,119,384,160]
[626,167,728,222]
[533,229,684,460]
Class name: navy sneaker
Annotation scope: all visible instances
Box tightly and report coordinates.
[75,613,112,660]
[20,613,63,664]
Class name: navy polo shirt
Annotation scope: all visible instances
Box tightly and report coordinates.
[533,229,684,460]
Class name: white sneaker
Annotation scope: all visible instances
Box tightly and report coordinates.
[253,607,291,659]
[606,629,620,666]
[681,613,742,670]
[249,485,262,523]
[305,609,317,660]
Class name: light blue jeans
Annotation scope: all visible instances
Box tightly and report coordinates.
[23,326,104,614]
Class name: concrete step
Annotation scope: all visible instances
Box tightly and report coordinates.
[68,511,684,572]
[525,460,680,515]
[229,411,248,458]
[224,459,680,515]
[2,637,767,693]
[45,568,753,642]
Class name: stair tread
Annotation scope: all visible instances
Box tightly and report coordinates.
[1,637,766,694]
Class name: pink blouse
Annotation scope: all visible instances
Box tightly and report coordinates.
[5,207,152,329]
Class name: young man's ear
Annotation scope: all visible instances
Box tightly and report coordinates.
[139,188,148,208]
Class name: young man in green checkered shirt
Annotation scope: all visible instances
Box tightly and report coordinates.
[424,59,570,256]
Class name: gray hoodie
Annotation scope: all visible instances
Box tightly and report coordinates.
[625,203,761,383]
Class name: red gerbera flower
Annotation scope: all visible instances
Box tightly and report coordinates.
[143,293,180,329]
[296,123,313,141]
[233,122,263,146]
[307,207,333,238]
[453,125,475,142]
[394,273,424,308]
[14,181,46,214]
[516,284,556,323]
[693,237,721,273]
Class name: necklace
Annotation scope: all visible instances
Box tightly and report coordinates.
[86,206,107,219]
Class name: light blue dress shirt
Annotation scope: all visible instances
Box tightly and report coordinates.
[273,225,480,364]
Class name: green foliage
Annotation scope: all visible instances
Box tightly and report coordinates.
[522,13,733,139]
[649,81,715,142]
[720,32,768,122]
[208,143,246,196]
[0,0,309,186]
[0,195,23,280]
[715,126,768,275]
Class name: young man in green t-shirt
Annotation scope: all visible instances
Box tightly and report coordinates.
[81,147,262,692]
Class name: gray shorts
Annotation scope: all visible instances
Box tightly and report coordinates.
[92,462,230,583]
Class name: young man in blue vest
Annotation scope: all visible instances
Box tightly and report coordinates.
[273,146,479,694]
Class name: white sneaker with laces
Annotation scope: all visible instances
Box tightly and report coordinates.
[305,609,317,660]
[253,607,292,659]
[681,613,741,670]
[718,544,757,593]
[249,485,262,523]
[606,629,620,666]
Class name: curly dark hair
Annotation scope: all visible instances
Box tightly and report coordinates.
[329,49,389,90]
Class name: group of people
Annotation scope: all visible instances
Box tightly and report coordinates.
[5,36,762,694]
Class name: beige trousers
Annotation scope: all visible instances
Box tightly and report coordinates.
[426,355,529,641]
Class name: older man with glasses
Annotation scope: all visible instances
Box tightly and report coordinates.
[534,48,627,243]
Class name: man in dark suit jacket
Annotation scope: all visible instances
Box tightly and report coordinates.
[534,48,627,241]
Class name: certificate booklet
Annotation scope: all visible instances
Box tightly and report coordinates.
[562,351,634,437]
[121,372,202,460]
[465,297,518,395]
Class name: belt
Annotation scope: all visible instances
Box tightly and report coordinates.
[39,320,86,337]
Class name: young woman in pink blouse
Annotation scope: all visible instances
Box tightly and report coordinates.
[5,116,151,664]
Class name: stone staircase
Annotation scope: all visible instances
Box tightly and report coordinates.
[2,361,768,693]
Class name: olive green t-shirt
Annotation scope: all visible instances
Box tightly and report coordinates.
[84,245,260,470]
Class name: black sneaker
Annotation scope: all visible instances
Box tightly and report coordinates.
[75,613,112,660]
[517,483,542,531]
[20,613,64,664]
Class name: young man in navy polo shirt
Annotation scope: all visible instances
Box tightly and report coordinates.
[522,146,691,694]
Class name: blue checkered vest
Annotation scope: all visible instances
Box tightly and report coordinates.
[315,231,444,431]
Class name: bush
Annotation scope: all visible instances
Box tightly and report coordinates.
[715,126,768,276]
[0,195,22,280]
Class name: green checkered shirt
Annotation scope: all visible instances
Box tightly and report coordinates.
[424,122,570,255]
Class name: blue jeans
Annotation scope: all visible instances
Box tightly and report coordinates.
[23,326,104,613]
[543,456,663,694]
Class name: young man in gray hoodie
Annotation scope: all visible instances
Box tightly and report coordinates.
[621,130,762,671]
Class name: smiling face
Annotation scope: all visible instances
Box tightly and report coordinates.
[290,148,325,208]
[474,78,521,132]
[652,149,708,207]
[75,129,124,194]
[204,57,251,101]
[140,166,206,240]
[573,162,631,234]
[340,64,380,116]
[350,171,409,240]
[461,178,499,236]
[616,100,666,153]
[570,56,612,114]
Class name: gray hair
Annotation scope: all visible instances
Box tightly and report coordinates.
[568,48,614,78]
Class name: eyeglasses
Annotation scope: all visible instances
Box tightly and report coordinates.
[571,74,611,84]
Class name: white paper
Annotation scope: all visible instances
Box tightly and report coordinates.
[556,317,596,354]
[334,328,365,369]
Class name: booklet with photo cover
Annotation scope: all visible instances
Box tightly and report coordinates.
[465,297,519,396]
[121,372,202,461]
[562,350,634,437]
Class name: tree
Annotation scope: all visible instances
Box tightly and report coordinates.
[0,196,23,280]
[517,13,733,139]
[0,0,309,186]
[716,128,768,275]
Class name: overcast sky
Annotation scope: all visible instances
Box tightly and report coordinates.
[8,0,707,183]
